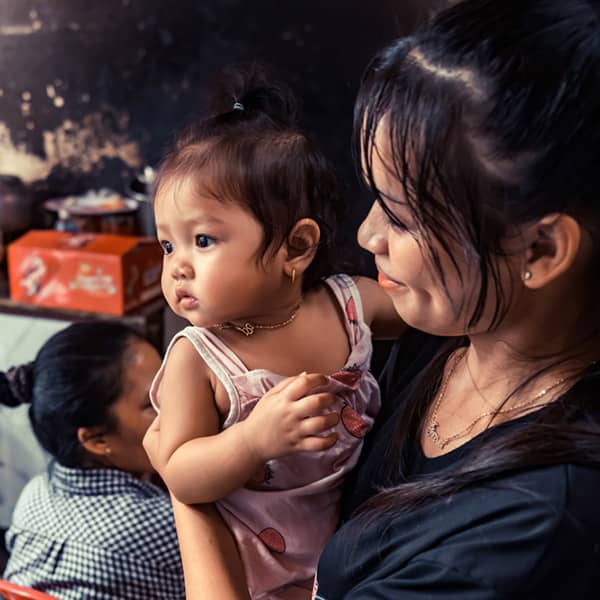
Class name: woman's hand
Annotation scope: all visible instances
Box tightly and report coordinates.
[239,372,340,464]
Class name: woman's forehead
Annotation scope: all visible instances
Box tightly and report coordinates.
[362,117,411,206]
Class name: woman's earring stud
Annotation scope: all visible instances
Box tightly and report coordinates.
[523,270,532,281]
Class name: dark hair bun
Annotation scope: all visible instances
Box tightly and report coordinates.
[0,363,34,407]
[209,63,298,127]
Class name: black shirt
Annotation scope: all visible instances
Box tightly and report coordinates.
[315,331,600,599]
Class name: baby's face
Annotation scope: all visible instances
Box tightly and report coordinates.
[154,178,288,328]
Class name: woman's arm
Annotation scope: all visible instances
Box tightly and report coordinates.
[355,276,407,339]
[170,497,250,600]
[143,338,340,504]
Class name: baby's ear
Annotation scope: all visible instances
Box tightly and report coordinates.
[283,218,321,278]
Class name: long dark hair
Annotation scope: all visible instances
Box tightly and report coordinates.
[354,0,600,516]
[0,321,146,468]
[153,64,348,291]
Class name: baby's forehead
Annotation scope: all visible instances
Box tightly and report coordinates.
[154,173,196,203]
[156,160,238,204]
[155,175,248,226]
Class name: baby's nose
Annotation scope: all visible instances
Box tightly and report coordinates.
[171,261,194,280]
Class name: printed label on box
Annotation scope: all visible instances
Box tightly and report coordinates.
[8,230,164,315]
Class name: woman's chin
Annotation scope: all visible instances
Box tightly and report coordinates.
[393,302,462,337]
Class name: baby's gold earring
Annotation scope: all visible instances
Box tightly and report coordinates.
[291,268,296,285]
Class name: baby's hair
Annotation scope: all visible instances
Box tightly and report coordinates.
[153,63,345,291]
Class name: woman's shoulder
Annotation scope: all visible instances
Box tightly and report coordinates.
[12,465,176,544]
[6,468,184,598]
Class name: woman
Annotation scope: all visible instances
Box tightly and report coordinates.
[1,322,184,600]
[148,1,600,597]
[315,0,600,597]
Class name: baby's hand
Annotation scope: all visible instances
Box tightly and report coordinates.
[143,415,161,471]
[240,373,339,463]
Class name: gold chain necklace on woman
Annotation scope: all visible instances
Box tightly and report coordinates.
[216,301,302,337]
[425,348,569,450]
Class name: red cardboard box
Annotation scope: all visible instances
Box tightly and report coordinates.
[8,230,163,315]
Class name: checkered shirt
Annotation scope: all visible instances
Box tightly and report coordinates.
[3,462,185,599]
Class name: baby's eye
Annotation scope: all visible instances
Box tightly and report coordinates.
[160,240,173,255]
[196,234,216,249]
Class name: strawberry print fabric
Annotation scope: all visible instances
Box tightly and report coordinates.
[151,274,381,599]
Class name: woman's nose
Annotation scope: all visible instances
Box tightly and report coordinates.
[357,202,388,255]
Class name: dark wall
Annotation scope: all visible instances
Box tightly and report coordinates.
[0,0,427,234]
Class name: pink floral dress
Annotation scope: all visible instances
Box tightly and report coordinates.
[151,274,381,599]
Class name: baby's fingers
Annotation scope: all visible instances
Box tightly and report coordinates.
[295,433,338,453]
[300,413,340,436]
[276,372,329,399]
[296,391,338,417]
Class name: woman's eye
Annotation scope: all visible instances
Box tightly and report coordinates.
[382,211,406,231]
[391,219,410,232]
[196,234,216,248]
[160,240,173,254]
[384,210,414,233]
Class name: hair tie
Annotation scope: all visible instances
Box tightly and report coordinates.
[4,362,34,406]
[232,101,244,112]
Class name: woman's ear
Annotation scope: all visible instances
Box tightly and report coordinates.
[77,426,111,458]
[283,218,321,280]
[522,213,581,289]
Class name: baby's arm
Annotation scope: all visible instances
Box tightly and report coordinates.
[355,276,407,339]
[146,337,339,504]
[149,337,253,504]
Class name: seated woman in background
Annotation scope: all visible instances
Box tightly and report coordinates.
[1,322,184,600]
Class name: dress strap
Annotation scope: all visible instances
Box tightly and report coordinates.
[322,274,365,346]
[183,326,249,376]
[151,326,246,425]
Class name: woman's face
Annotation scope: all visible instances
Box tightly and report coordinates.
[102,339,161,476]
[357,127,517,336]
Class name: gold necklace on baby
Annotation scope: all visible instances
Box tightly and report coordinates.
[425,348,571,450]
[216,301,302,337]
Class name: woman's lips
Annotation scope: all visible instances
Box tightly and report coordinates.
[377,271,404,289]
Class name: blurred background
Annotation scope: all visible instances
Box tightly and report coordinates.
[0,0,431,235]
[0,0,438,564]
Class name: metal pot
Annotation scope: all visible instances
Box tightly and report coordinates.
[128,166,155,237]
[0,175,33,233]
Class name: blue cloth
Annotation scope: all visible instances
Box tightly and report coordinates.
[3,462,184,599]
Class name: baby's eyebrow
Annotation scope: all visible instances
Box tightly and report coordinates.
[193,215,226,225]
